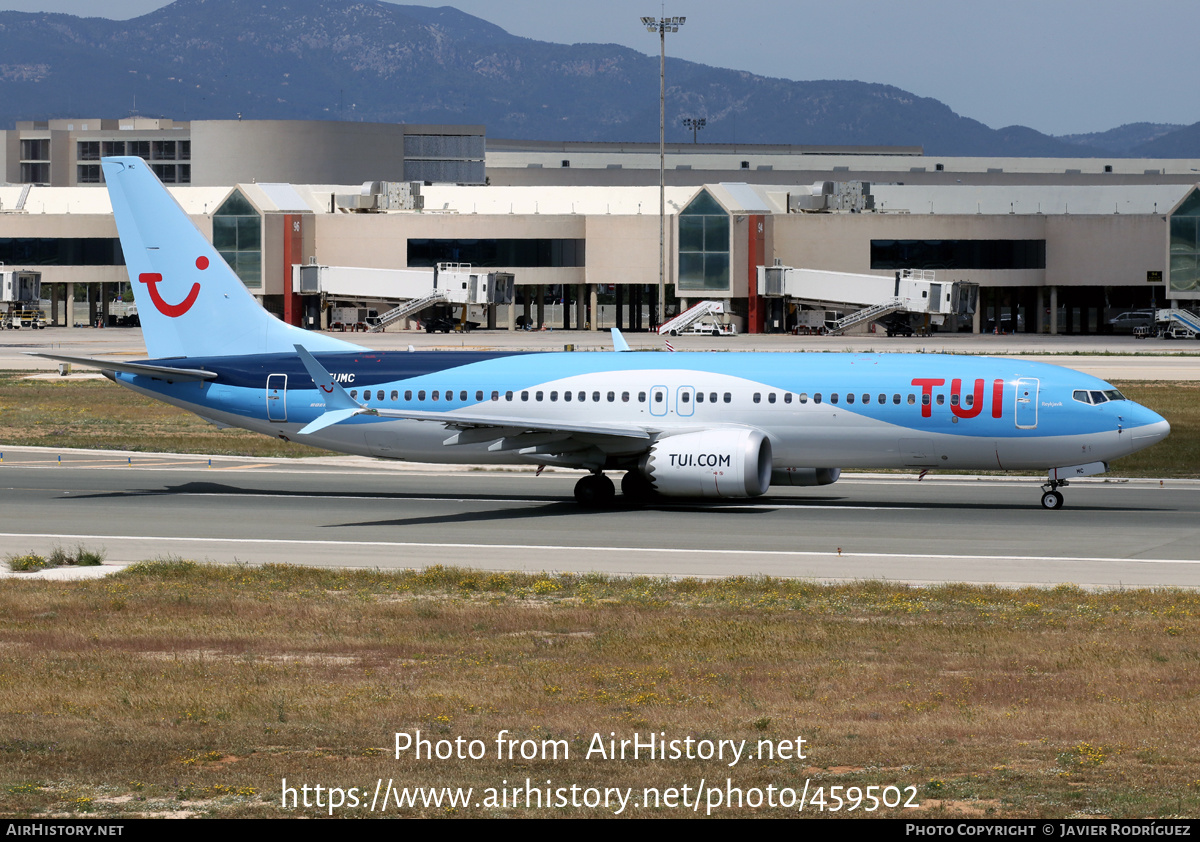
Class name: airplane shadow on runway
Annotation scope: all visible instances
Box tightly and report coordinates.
[64,482,1164,523]
[67,480,564,504]
[234,493,1167,530]
[64,480,786,527]
[326,500,787,529]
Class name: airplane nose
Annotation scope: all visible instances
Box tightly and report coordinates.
[1129,404,1170,451]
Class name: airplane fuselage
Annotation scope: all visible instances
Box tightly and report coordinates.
[112,349,1167,476]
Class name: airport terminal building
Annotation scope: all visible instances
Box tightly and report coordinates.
[2,118,1199,334]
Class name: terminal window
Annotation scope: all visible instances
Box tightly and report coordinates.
[1170,189,1200,293]
[213,190,262,289]
[408,239,584,268]
[678,190,731,292]
[871,239,1045,271]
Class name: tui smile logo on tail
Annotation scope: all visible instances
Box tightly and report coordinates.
[138,256,206,317]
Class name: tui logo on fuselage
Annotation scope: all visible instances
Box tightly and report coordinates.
[912,378,1005,419]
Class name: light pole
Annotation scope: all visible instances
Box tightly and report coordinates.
[641,15,685,328]
[682,116,706,144]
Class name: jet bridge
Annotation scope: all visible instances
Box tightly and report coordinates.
[757,265,959,335]
[293,262,514,331]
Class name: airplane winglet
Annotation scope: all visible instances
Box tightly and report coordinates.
[297,408,362,436]
[294,344,360,411]
[293,344,368,434]
[611,328,631,352]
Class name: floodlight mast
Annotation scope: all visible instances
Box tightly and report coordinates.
[641,15,685,328]
[682,116,706,144]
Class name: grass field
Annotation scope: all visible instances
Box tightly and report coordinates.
[1,563,1198,819]
[2,372,1198,819]
[0,373,332,458]
[0,373,1197,476]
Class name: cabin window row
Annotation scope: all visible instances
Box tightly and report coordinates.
[750,391,975,407]
[342,388,978,409]
[347,389,735,404]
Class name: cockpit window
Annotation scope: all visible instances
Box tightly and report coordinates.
[1074,388,1127,405]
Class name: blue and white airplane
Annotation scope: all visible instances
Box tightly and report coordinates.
[35,157,1170,509]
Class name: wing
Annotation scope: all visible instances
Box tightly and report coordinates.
[375,406,658,469]
[372,405,651,442]
[292,346,657,468]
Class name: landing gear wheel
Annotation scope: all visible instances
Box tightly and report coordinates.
[1041,490,1064,510]
[1040,477,1069,510]
[621,470,656,506]
[574,473,615,508]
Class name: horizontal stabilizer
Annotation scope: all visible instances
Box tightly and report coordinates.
[25,352,217,382]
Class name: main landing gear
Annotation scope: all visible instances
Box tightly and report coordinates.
[1040,479,1068,510]
[573,471,657,507]
[574,472,615,507]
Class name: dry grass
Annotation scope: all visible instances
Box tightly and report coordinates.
[0,373,331,457]
[2,562,1199,818]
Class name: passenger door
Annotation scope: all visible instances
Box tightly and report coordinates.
[1014,378,1038,429]
[266,374,287,422]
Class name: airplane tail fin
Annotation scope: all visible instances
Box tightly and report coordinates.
[102,156,362,359]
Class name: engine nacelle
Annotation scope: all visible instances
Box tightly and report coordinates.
[642,428,773,498]
[772,467,841,487]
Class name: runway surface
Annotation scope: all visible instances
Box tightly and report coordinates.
[2,448,1198,589]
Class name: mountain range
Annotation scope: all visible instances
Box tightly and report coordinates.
[0,0,1196,158]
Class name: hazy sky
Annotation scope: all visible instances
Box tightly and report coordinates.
[0,0,1191,136]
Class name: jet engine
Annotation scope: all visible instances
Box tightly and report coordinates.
[641,428,772,498]
[771,467,841,486]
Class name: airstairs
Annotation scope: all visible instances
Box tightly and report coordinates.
[368,290,447,333]
[1155,308,1200,339]
[658,300,725,336]
[826,298,906,335]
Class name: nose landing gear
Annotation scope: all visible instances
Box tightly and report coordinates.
[1040,479,1068,510]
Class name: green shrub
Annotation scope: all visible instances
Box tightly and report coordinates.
[7,553,47,572]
